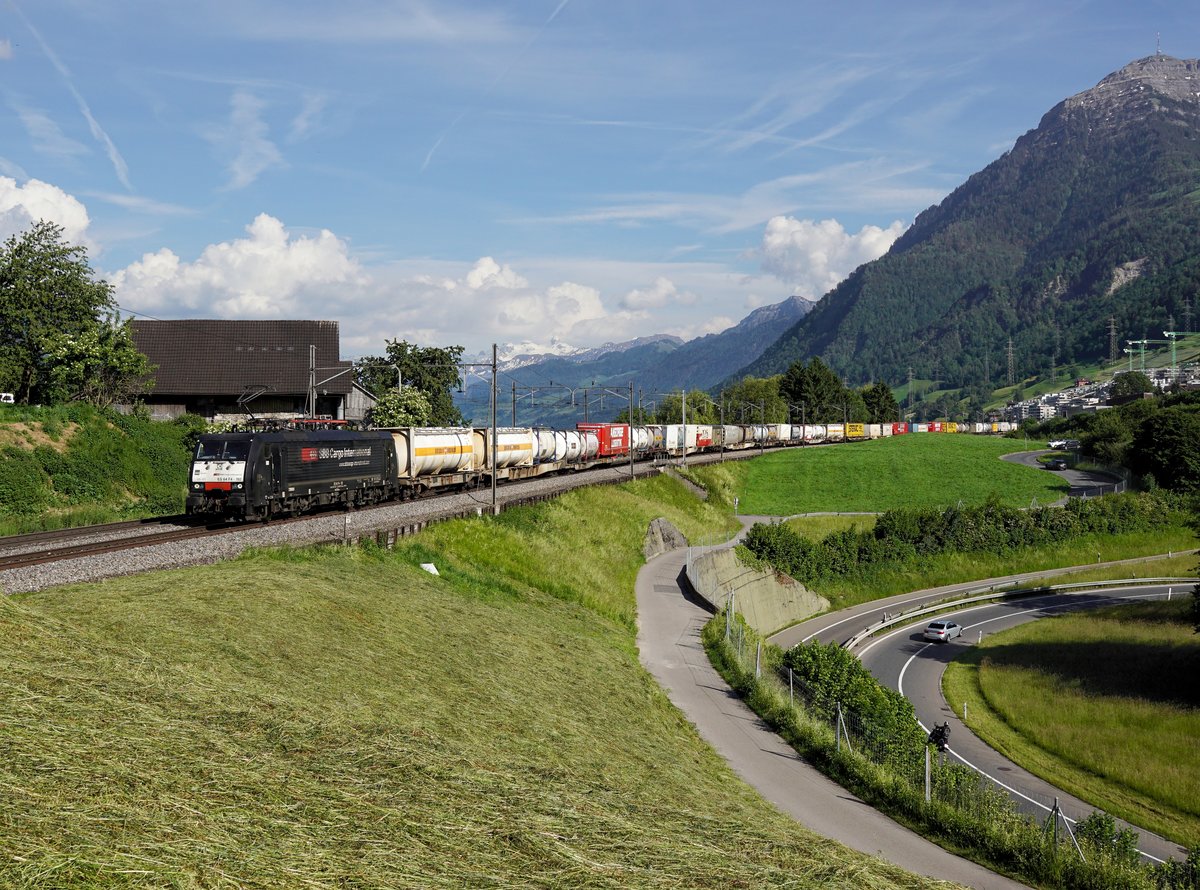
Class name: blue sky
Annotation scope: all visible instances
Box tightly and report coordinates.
[1,1,1196,359]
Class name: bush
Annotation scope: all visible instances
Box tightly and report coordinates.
[743,492,1177,586]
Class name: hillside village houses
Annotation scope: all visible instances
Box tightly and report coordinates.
[1005,365,1200,423]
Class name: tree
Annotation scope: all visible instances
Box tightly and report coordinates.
[44,315,154,408]
[780,358,850,423]
[0,221,125,403]
[652,390,717,425]
[1109,370,1154,403]
[1127,407,1200,491]
[367,387,433,427]
[860,380,900,423]
[354,339,466,426]
[721,375,788,424]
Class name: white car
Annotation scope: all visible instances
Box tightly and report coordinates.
[924,620,963,642]
[1048,439,1067,450]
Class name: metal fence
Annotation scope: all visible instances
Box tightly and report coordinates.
[721,616,1108,838]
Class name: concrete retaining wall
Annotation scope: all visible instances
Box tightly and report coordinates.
[687,547,828,636]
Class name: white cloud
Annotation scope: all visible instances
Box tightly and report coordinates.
[620,276,696,310]
[0,176,92,245]
[667,316,735,341]
[208,90,284,189]
[464,256,527,290]
[288,91,329,143]
[14,105,89,160]
[758,215,906,298]
[112,213,366,316]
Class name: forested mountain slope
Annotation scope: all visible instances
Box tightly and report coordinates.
[742,56,1200,390]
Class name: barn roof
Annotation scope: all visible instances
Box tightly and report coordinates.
[131,319,354,396]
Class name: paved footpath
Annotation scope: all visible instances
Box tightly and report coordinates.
[635,544,1027,890]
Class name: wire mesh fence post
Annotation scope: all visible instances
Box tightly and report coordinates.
[836,702,842,754]
[754,640,761,680]
[788,667,793,709]
[925,746,931,803]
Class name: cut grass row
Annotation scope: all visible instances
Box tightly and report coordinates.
[691,434,1062,516]
[943,599,1200,848]
[0,474,931,889]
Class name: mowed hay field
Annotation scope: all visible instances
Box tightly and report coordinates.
[944,599,1200,848]
[692,434,1061,515]
[0,475,936,889]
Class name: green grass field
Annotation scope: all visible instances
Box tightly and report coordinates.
[0,475,933,889]
[785,514,879,540]
[691,435,1060,516]
[943,599,1200,848]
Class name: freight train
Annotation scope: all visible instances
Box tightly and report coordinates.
[186,419,1017,521]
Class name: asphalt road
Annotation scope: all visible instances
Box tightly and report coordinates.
[635,546,1027,889]
[855,583,1189,863]
[1000,448,1124,500]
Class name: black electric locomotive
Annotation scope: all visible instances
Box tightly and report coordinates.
[187,429,395,520]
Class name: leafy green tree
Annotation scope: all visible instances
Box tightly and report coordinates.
[780,358,848,422]
[44,316,154,409]
[1127,407,1200,491]
[721,375,788,423]
[0,221,126,403]
[367,387,433,427]
[1109,370,1154,403]
[860,380,900,423]
[355,339,465,426]
[652,389,717,424]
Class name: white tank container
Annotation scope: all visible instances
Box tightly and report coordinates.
[391,429,474,478]
[534,429,558,462]
[579,429,600,460]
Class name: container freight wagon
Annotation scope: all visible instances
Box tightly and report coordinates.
[662,424,698,456]
[391,428,475,493]
[577,422,630,457]
[474,428,541,480]
[846,423,865,438]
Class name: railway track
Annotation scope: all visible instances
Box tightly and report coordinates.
[0,447,761,581]
[0,521,220,572]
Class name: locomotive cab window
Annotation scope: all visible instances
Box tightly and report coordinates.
[195,441,250,461]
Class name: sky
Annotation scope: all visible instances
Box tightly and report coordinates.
[1,1,1197,361]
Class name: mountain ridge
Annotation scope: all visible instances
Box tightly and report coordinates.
[738,55,1200,398]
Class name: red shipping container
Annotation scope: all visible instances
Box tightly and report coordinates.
[930,422,942,433]
[891,422,908,435]
[576,423,629,457]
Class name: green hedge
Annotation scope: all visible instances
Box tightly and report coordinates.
[742,492,1178,587]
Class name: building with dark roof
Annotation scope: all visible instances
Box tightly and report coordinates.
[131,319,374,422]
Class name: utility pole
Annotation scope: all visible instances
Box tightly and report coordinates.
[907,367,914,411]
[1184,295,1193,336]
[1108,316,1118,364]
[490,344,498,515]
[1006,338,1015,387]
[681,387,687,468]
[308,344,317,417]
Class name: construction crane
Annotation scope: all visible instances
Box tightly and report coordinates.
[1163,331,1199,370]
[1124,339,1170,372]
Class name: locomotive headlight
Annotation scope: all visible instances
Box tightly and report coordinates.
[235,483,243,489]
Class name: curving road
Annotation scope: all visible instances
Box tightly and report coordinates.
[636,544,1027,889]
[1000,449,1124,501]
[853,583,1189,864]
